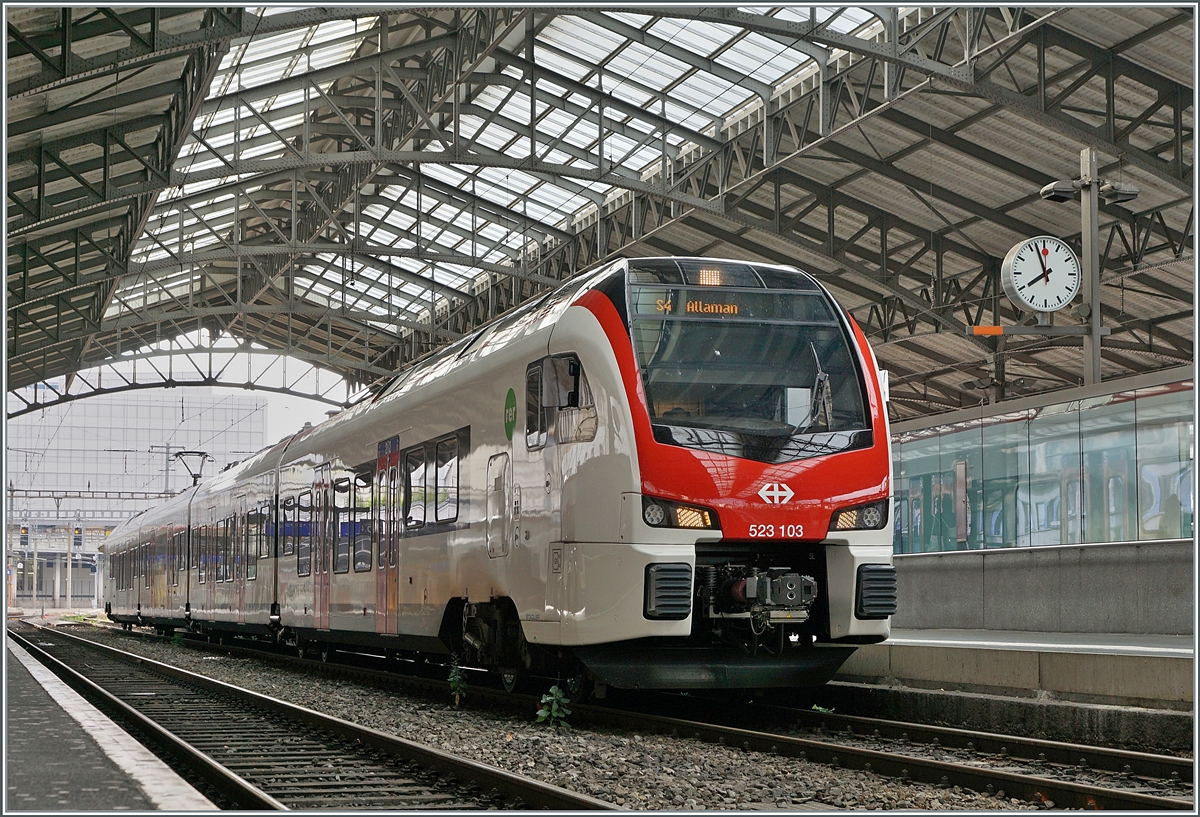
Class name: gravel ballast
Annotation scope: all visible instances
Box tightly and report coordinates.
[61,624,1035,810]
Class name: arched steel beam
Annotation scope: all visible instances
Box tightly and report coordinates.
[8,378,348,421]
[7,301,451,379]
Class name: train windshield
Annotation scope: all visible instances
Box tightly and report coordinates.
[628,259,871,463]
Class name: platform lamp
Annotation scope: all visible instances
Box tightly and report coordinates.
[1039,148,1138,385]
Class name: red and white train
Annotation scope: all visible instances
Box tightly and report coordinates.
[105,257,897,691]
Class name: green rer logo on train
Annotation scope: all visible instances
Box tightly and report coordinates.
[504,388,517,440]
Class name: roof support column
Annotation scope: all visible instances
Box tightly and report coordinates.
[1080,147,1102,386]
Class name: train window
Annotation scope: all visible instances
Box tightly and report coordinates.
[525,365,546,449]
[246,509,258,582]
[435,436,459,523]
[172,532,182,587]
[190,527,199,570]
[199,526,206,584]
[282,497,296,556]
[555,358,597,443]
[354,471,372,572]
[333,477,351,573]
[297,491,313,576]
[215,521,224,582]
[404,449,427,528]
[263,501,274,558]
[388,467,399,566]
[143,544,149,588]
[376,471,387,569]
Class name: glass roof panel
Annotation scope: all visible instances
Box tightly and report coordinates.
[125,6,914,375]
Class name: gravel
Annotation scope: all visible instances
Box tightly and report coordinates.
[63,623,1035,810]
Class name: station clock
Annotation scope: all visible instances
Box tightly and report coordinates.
[1001,236,1081,313]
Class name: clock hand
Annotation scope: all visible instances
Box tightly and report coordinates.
[1036,244,1050,285]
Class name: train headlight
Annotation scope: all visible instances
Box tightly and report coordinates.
[831,499,889,531]
[642,496,719,530]
[643,502,667,527]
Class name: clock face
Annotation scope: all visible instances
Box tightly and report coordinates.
[1001,236,1081,313]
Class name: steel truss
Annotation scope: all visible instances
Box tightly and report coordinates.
[7,7,1193,420]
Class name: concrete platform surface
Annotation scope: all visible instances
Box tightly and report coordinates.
[836,628,1194,710]
[5,641,216,811]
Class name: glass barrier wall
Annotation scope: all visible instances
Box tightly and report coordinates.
[892,381,1193,552]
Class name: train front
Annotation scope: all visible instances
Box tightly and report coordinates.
[573,257,896,690]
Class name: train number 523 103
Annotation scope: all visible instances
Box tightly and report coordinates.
[748,523,804,538]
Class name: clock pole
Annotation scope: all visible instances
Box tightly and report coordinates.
[1080,148,1102,386]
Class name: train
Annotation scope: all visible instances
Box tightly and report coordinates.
[104,256,897,693]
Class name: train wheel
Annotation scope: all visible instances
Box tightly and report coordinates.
[296,645,307,660]
[563,672,592,704]
[319,645,331,663]
[500,668,521,693]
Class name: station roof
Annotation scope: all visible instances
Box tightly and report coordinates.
[7,7,1193,421]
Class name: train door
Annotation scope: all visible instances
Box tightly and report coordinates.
[385,452,400,633]
[375,437,401,635]
[486,453,512,558]
[314,468,331,630]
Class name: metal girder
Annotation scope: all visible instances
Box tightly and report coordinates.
[7,341,355,420]
[8,7,1192,421]
[6,8,426,100]
[644,7,1190,189]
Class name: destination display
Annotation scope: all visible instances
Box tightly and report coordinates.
[631,286,836,323]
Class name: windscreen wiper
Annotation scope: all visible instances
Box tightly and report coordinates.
[796,342,830,433]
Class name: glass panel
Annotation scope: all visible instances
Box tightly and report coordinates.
[283,497,295,555]
[405,449,427,528]
[261,501,273,558]
[333,477,351,573]
[1024,404,1080,546]
[526,366,545,449]
[1135,386,1194,540]
[938,426,982,549]
[981,413,1030,548]
[898,434,940,552]
[353,472,372,572]
[436,437,459,522]
[1079,394,1138,543]
[894,380,1194,553]
[246,508,258,582]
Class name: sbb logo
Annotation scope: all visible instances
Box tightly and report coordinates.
[757,483,795,504]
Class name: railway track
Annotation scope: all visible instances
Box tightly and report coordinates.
[9,623,613,810]
[64,621,1194,810]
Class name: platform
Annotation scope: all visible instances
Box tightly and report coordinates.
[5,639,216,811]
[836,628,1193,710]
[827,627,1194,751]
